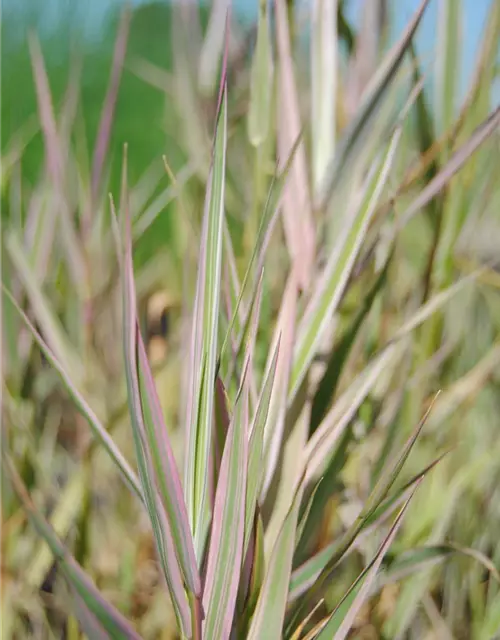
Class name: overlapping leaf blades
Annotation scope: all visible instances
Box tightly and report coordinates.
[184,63,228,563]
[5,0,500,638]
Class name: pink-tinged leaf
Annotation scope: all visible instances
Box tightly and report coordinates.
[71,589,111,640]
[59,54,82,156]
[203,378,249,640]
[184,54,228,561]
[400,106,500,227]
[27,34,62,278]
[220,221,247,368]
[207,274,261,623]
[137,332,201,597]
[120,152,192,636]
[91,8,131,203]
[259,270,297,501]
[28,33,63,189]
[5,458,142,640]
[28,32,86,288]
[275,0,315,291]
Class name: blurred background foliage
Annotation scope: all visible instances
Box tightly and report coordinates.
[1,1,196,268]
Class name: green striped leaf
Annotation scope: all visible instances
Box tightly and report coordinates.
[309,255,391,433]
[290,127,402,401]
[311,0,337,201]
[137,333,200,597]
[71,590,113,640]
[247,480,305,640]
[184,69,228,562]
[244,337,280,553]
[120,154,191,636]
[261,272,298,500]
[218,130,303,372]
[202,376,249,640]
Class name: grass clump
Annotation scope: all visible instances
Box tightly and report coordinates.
[2,1,500,638]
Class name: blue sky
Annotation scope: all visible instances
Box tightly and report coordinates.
[347,0,496,100]
[380,0,493,93]
[5,0,497,97]
[6,0,494,54]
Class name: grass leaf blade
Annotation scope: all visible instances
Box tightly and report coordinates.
[1,285,143,502]
[261,272,298,500]
[5,458,142,640]
[120,154,191,635]
[91,7,131,202]
[400,106,500,227]
[245,339,280,553]
[275,0,315,290]
[291,127,401,401]
[247,482,305,640]
[319,490,417,640]
[185,70,228,560]
[248,0,273,146]
[203,380,249,640]
[318,0,430,207]
[311,0,337,201]
[137,333,201,596]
